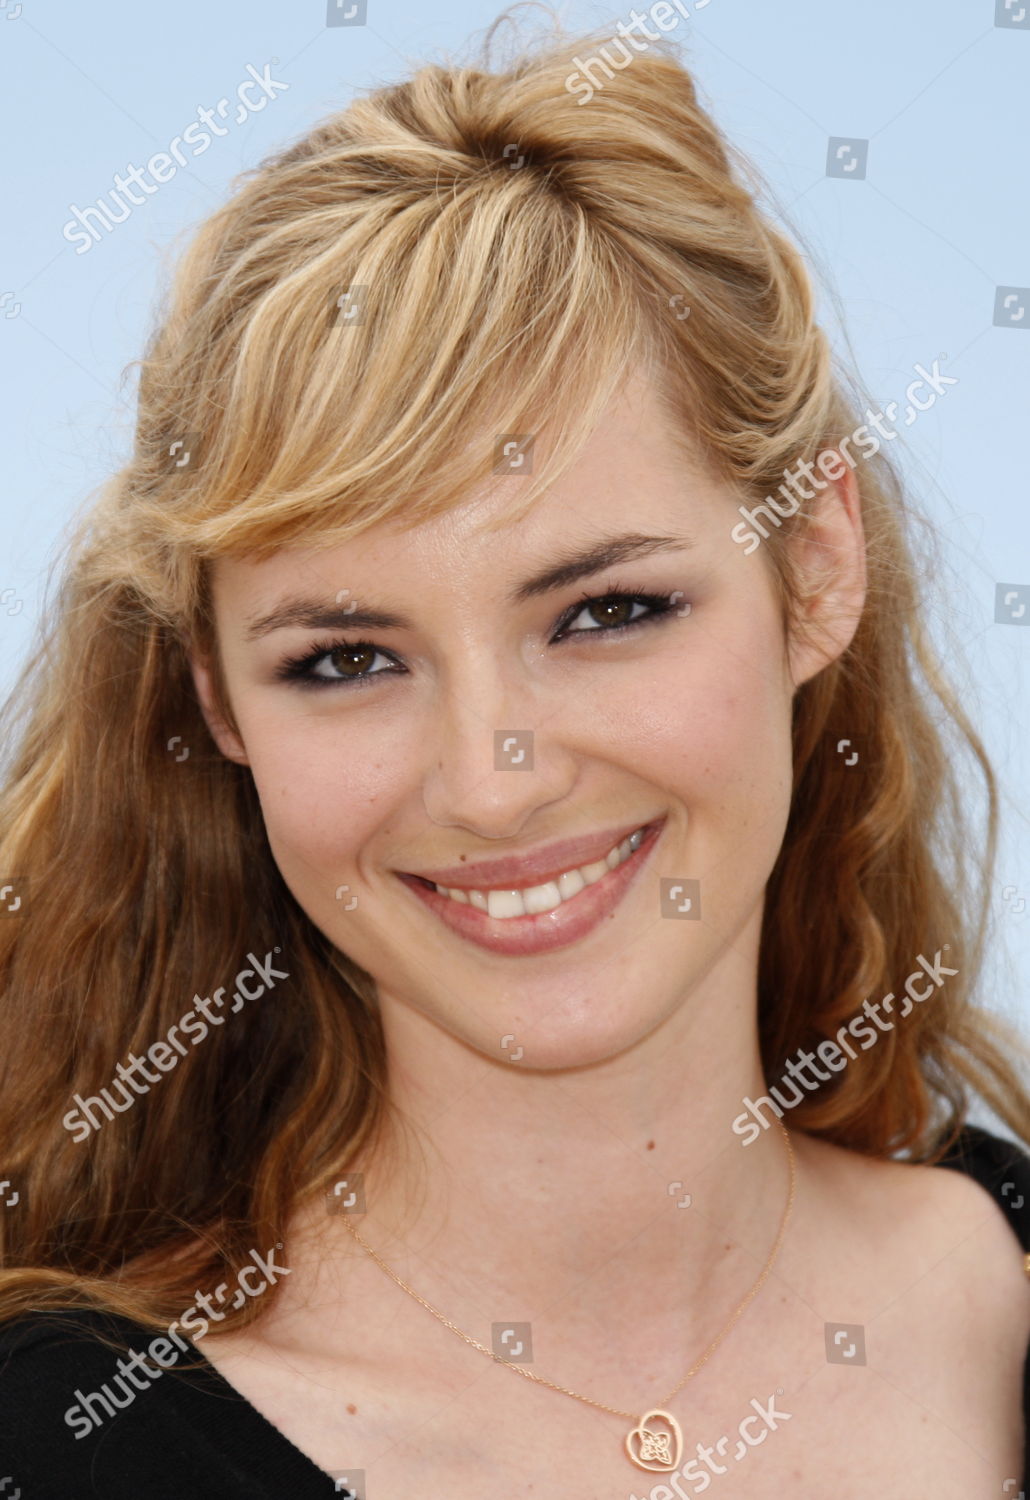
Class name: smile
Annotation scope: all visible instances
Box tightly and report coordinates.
[427,824,649,918]
[395,819,665,957]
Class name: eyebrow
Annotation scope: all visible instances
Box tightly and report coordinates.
[242,531,695,642]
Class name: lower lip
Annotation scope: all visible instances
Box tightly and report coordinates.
[394,820,665,957]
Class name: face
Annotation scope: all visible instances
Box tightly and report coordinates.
[190,368,864,1070]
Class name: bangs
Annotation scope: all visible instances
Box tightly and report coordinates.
[148,164,665,565]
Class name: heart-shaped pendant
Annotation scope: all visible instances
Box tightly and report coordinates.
[625,1408,683,1471]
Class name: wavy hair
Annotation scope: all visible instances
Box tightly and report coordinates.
[1,3,1026,1337]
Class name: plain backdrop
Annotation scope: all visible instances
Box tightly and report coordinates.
[0,0,1027,1132]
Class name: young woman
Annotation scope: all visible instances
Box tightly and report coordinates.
[0,10,1027,1497]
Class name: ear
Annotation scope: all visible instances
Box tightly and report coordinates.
[187,647,250,766]
[785,453,868,690]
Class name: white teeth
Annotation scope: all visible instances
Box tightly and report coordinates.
[436,825,650,919]
[521,880,564,916]
[485,890,519,919]
[488,883,561,919]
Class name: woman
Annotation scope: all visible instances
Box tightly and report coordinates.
[0,9,1027,1496]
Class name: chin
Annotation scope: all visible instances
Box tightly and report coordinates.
[468,999,662,1073]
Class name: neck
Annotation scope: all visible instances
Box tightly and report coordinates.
[295,964,801,1389]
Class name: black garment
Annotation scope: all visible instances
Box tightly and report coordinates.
[0,1123,1027,1498]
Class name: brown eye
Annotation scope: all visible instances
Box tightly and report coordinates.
[586,597,635,628]
[325,644,377,678]
[553,589,680,643]
[562,594,653,635]
[276,638,401,689]
[277,589,681,691]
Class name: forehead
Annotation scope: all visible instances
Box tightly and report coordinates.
[208,370,720,612]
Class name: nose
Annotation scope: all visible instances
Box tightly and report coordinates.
[419,664,578,839]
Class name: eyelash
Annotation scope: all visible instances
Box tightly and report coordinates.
[273,586,685,691]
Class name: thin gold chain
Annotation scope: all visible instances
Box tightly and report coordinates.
[339,1118,796,1421]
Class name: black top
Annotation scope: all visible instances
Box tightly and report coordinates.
[0,1123,1027,1498]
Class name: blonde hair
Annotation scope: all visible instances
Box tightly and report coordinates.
[0,4,1025,1335]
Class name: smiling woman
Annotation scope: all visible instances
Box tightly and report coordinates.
[1,4,1029,1498]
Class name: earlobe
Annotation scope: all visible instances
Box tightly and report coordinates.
[188,651,250,766]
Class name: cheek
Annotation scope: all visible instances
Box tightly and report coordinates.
[237,709,405,877]
[612,628,795,912]
[597,623,794,805]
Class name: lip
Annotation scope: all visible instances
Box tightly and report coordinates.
[398,817,662,892]
[394,817,665,957]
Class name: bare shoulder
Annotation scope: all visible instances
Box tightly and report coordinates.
[792,1127,1030,1342]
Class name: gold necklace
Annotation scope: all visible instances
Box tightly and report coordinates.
[340,1118,796,1473]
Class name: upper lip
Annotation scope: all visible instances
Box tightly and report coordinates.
[399,817,661,891]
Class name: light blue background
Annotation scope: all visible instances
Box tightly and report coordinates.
[1,1,1027,1118]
